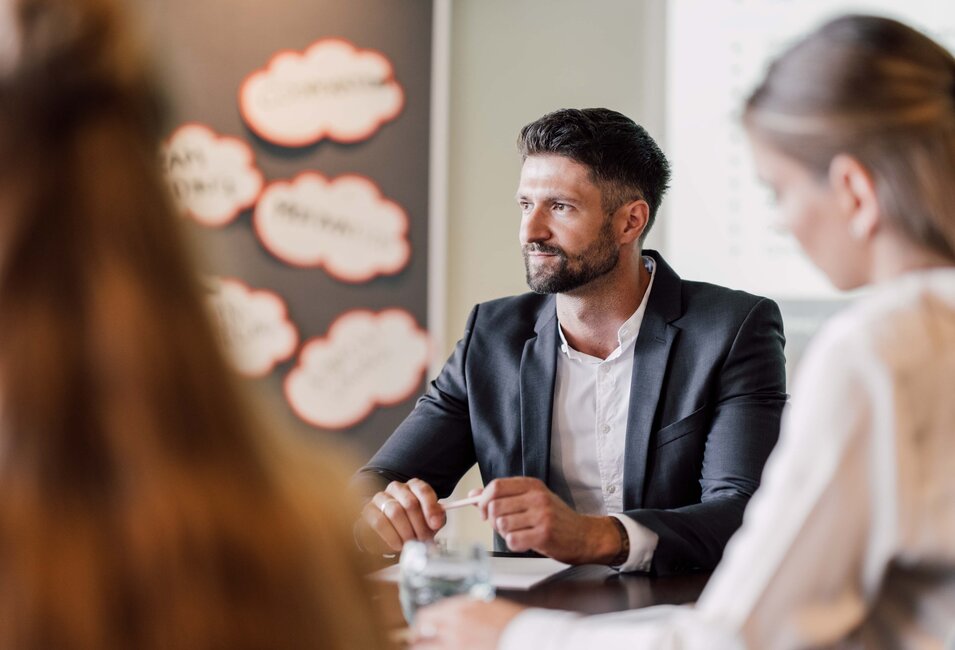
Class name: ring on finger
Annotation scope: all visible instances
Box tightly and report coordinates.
[379,498,399,513]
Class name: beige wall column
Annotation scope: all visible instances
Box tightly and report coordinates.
[440,0,667,544]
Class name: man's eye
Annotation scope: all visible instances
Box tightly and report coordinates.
[553,203,567,212]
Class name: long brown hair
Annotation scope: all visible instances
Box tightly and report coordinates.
[744,14,955,262]
[0,0,387,647]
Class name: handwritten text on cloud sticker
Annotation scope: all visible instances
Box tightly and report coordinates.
[208,277,299,378]
[162,123,264,227]
[285,309,429,429]
[254,172,410,282]
[240,38,404,146]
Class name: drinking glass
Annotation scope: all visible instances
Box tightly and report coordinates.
[398,540,495,623]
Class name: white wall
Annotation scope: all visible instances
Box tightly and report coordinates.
[441,0,667,544]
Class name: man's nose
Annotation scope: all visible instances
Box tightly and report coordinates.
[520,206,550,244]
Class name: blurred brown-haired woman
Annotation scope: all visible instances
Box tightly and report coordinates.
[0,0,388,648]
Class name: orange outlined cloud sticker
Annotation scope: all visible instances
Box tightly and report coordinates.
[161,123,264,227]
[254,172,410,282]
[239,38,404,146]
[208,277,299,378]
[285,309,429,429]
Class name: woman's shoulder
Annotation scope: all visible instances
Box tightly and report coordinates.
[806,269,955,378]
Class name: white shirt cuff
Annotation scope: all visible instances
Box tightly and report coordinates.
[498,608,582,650]
[609,513,658,572]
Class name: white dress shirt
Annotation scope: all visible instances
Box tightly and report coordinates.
[549,256,659,572]
[503,268,955,650]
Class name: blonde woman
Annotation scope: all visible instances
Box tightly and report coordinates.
[0,0,388,648]
[414,14,955,650]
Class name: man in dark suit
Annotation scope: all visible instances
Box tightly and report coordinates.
[355,108,786,575]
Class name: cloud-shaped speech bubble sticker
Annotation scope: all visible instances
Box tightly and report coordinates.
[285,309,429,430]
[240,38,404,146]
[254,172,411,282]
[207,277,299,378]
[162,123,264,227]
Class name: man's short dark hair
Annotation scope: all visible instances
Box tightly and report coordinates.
[517,108,671,241]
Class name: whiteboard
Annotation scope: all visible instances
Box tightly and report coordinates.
[665,0,955,299]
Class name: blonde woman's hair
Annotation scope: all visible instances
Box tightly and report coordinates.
[744,14,955,262]
[0,0,388,647]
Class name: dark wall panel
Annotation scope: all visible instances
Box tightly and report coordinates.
[134,0,433,454]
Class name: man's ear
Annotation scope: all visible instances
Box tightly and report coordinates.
[619,199,650,245]
[828,154,880,240]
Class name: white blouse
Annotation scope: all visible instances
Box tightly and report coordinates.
[500,268,955,650]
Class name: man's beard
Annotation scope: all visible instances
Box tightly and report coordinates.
[522,218,619,294]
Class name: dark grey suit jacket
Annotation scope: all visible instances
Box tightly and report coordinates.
[358,251,787,575]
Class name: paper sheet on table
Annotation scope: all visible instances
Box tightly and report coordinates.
[369,556,571,590]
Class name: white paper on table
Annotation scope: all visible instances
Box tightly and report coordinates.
[369,556,572,591]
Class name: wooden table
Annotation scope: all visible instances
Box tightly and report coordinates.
[375,558,710,639]
[493,564,709,615]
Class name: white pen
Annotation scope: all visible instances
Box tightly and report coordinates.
[438,495,483,510]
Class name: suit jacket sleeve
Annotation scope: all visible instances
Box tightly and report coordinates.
[625,297,787,575]
[353,305,480,500]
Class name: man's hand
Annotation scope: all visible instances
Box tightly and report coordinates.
[412,596,525,650]
[473,477,623,565]
[357,478,447,554]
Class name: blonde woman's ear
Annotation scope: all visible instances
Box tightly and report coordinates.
[829,154,880,240]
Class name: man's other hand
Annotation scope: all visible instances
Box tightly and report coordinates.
[358,478,447,553]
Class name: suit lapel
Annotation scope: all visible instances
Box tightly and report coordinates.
[520,298,558,483]
[623,251,682,509]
